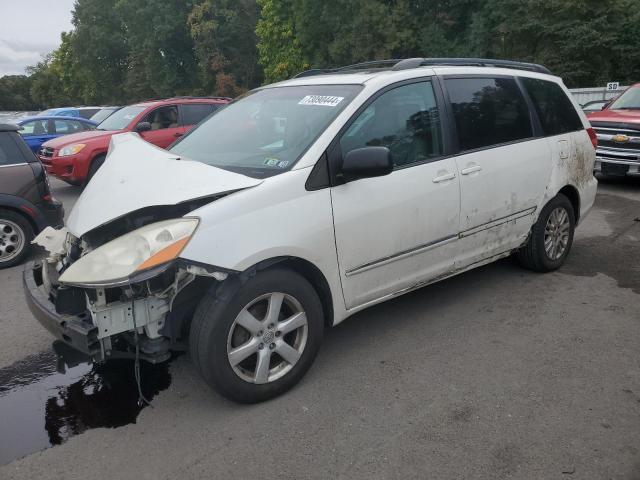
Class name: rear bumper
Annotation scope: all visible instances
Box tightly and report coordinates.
[23,261,101,358]
[38,200,64,229]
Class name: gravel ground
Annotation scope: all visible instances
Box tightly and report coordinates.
[0,176,638,479]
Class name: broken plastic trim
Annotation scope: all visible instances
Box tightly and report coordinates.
[63,259,237,289]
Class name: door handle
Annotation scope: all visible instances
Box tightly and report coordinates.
[432,172,456,183]
[461,165,482,175]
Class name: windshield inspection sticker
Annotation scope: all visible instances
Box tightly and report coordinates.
[263,157,279,167]
[299,95,344,107]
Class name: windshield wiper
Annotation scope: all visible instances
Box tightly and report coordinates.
[616,107,640,110]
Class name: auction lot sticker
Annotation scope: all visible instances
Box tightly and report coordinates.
[299,95,344,107]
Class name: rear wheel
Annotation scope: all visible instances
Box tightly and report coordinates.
[189,268,324,403]
[85,154,106,186]
[0,209,33,269]
[517,193,575,272]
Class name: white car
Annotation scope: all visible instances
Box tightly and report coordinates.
[25,58,598,403]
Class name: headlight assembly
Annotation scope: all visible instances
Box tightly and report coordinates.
[58,144,86,157]
[59,218,199,287]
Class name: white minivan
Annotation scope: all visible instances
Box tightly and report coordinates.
[25,58,598,403]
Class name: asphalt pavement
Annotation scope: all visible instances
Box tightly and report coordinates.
[0,176,638,479]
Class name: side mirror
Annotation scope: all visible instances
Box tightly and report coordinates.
[135,121,151,132]
[341,146,393,180]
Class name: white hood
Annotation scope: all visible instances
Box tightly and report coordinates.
[66,133,262,236]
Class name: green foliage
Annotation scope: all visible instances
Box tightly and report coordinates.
[2,0,639,109]
[255,0,640,87]
[189,0,262,96]
[0,75,40,110]
[256,0,308,83]
[467,0,640,86]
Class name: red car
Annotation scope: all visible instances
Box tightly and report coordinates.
[39,97,230,185]
[587,83,640,177]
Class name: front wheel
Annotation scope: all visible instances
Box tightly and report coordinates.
[84,154,106,186]
[189,268,324,403]
[517,193,575,272]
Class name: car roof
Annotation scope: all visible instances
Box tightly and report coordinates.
[271,59,561,89]
[0,124,20,132]
[17,115,96,123]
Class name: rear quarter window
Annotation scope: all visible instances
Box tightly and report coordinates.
[181,104,216,125]
[445,77,533,151]
[520,78,583,136]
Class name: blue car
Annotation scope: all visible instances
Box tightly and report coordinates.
[16,116,97,153]
[38,106,102,119]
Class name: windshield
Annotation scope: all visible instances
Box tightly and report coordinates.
[97,105,145,131]
[90,107,120,124]
[609,87,640,110]
[170,85,363,178]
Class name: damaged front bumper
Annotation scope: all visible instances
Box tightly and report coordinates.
[24,261,101,358]
[23,259,210,364]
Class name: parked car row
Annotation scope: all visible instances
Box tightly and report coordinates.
[0,97,229,268]
[39,96,230,185]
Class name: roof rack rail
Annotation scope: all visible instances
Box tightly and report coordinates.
[399,57,551,74]
[294,59,403,78]
[293,57,551,78]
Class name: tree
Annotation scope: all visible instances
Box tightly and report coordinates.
[256,0,308,82]
[115,0,200,101]
[71,0,128,104]
[0,75,40,110]
[189,0,262,96]
[467,0,640,87]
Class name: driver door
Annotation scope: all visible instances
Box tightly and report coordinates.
[330,80,461,309]
[138,105,184,149]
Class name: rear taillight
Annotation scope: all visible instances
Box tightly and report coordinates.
[587,127,597,149]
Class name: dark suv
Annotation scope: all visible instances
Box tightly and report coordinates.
[0,124,63,268]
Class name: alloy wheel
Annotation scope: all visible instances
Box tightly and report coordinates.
[226,292,308,384]
[544,207,570,261]
[0,219,25,263]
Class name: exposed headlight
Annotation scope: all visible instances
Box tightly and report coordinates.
[58,144,86,157]
[59,218,199,287]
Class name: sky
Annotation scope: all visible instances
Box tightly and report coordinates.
[0,0,75,77]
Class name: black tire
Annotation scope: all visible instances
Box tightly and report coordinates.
[189,268,324,403]
[0,209,33,269]
[517,193,575,272]
[85,154,106,186]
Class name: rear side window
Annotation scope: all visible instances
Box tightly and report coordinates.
[54,120,84,134]
[20,119,50,136]
[521,78,583,136]
[181,104,215,125]
[78,108,100,119]
[0,133,28,166]
[445,77,533,151]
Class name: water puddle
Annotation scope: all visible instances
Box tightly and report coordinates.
[0,342,172,465]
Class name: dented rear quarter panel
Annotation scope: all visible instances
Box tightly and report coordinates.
[544,81,598,225]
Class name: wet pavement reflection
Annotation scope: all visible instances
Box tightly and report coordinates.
[0,342,172,465]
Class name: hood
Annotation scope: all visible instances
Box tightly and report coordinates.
[587,108,640,125]
[66,133,262,237]
[42,129,120,149]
